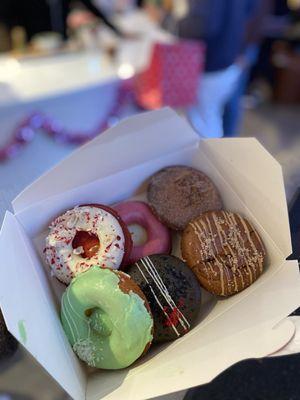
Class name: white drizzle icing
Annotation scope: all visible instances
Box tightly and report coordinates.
[136,256,190,336]
[189,211,265,295]
[136,262,180,337]
[143,257,190,330]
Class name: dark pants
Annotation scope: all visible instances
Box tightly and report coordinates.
[223,45,259,137]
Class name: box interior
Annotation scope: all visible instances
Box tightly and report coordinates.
[12,141,293,399]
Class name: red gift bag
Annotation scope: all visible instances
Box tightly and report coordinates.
[134,40,205,110]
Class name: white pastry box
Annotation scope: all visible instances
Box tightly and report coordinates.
[0,108,299,400]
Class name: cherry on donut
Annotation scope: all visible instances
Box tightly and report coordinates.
[72,231,100,259]
[81,204,133,267]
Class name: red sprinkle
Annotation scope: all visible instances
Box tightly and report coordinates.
[163,298,185,328]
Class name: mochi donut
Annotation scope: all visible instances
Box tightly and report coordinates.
[61,266,153,369]
[127,255,201,342]
[114,201,171,264]
[45,204,132,284]
[181,210,266,296]
[147,166,222,230]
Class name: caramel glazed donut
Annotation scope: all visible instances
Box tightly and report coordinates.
[45,205,132,284]
[182,210,266,296]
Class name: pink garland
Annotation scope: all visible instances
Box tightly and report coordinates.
[0,79,134,162]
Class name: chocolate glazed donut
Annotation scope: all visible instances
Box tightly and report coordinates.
[127,255,201,342]
[181,210,266,296]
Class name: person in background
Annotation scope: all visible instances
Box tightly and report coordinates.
[246,0,292,104]
[146,0,258,138]
[0,0,124,41]
[223,0,274,137]
[94,0,136,14]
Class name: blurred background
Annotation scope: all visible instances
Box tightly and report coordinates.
[0,0,300,399]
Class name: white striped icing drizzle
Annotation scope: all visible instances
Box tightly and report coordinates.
[223,212,264,277]
[194,216,240,293]
[190,219,228,294]
[143,257,190,333]
[136,263,180,337]
[136,256,190,337]
[190,211,265,295]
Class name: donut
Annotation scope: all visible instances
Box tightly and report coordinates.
[147,165,222,230]
[45,204,132,284]
[127,255,201,342]
[61,266,153,369]
[114,201,171,264]
[0,309,18,360]
[181,210,266,296]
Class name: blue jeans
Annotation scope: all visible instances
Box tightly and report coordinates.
[223,45,259,137]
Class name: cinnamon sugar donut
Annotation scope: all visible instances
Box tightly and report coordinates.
[147,166,222,230]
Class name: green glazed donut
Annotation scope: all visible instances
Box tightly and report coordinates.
[61,266,153,369]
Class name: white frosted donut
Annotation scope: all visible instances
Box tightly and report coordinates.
[45,206,125,284]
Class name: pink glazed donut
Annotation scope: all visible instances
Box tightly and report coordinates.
[114,201,171,264]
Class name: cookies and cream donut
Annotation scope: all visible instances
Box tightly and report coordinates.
[61,266,153,369]
[45,204,132,284]
[181,210,266,296]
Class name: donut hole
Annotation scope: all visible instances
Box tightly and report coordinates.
[84,308,93,317]
[85,307,113,337]
[72,230,100,259]
[128,224,148,246]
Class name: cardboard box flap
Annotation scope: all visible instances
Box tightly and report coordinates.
[0,212,86,400]
[272,316,300,357]
[201,138,291,259]
[13,108,198,213]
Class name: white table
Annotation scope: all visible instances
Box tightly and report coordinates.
[0,51,118,106]
[0,52,120,220]
[0,10,168,106]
